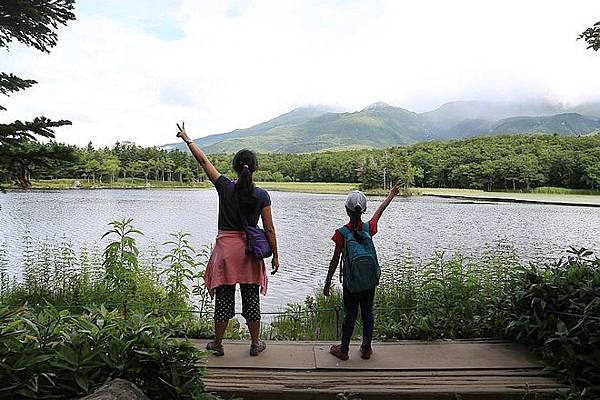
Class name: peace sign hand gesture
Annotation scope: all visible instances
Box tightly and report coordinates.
[390,178,404,196]
[176,122,191,143]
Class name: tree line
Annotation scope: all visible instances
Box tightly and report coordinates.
[2,133,600,191]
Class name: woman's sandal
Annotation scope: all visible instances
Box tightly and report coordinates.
[250,340,267,356]
[206,341,225,357]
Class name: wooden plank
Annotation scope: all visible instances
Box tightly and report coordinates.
[206,368,555,377]
[197,340,566,400]
[313,342,540,370]
[192,340,316,369]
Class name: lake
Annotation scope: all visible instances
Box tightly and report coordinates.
[1,189,599,312]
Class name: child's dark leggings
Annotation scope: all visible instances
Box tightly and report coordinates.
[340,287,375,353]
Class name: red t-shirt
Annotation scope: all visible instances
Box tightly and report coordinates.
[331,217,379,249]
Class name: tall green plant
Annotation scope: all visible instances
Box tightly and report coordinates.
[22,232,35,292]
[101,219,143,295]
[0,242,8,295]
[161,232,197,308]
[192,245,213,316]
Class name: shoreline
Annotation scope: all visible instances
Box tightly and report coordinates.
[3,180,600,203]
[422,193,600,208]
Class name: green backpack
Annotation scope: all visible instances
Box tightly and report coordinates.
[338,222,381,293]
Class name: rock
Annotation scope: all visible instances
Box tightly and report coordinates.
[81,379,150,400]
[144,182,153,188]
[72,180,81,189]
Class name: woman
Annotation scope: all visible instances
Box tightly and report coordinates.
[176,123,279,357]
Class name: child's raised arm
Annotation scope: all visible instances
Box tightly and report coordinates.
[176,122,220,184]
[323,245,342,296]
[371,179,402,222]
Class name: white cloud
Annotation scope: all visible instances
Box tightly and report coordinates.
[3,0,600,147]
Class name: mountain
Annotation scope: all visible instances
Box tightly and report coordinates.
[199,104,435,153]
[439,113,600,138]
[163,99,600,154]
[163,105,331,152]
[421,99,567,125]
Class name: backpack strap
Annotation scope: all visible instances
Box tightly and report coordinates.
[362,222,370,233]
[336,226,352,284]
[337,226,352,239]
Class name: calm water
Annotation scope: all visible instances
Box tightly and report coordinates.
[1,189,599,311]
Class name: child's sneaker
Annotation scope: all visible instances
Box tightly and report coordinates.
[329,344,349,360]
[360,346,373,360]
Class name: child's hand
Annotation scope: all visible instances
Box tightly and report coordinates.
[390,179,403,196]
[323,280,332,297]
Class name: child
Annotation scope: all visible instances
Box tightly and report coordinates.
[324,182,401,360]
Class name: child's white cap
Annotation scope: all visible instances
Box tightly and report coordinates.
[345,190,367,212]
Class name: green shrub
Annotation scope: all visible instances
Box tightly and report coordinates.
[0,305,218,399]
[506,247,600,397]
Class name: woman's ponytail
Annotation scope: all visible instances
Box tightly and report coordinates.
[233,150,258,212]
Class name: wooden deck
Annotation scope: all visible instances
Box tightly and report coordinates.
[193,339,567,400]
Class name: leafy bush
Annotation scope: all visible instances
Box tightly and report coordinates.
[0,305,218,399]
[506,248,600,397]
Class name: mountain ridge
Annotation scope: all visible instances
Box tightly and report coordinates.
[164,99,600,153]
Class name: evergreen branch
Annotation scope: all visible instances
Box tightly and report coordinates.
[578,21,600,51]
[0,72,37,110]
[0,117,72,143]
[0,72,37,96]
[0,0,76,52]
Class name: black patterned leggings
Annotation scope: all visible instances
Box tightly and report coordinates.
[214,284,261,322]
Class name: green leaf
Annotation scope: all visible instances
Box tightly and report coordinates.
[556,319,569,336]
[75,372,90,392]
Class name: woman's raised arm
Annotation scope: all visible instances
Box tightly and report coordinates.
[176,122,220,184]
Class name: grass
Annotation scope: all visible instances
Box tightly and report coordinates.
[13,178,211,190]
[267,242,522,341]
[530,186,600,195]
[258,182,414,196]
[8,178,600,198]
[0,219,248,340]
[257,181,359,194]
[417,186,600,196]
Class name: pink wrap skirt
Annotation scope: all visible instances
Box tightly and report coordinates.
[204,230,268,297]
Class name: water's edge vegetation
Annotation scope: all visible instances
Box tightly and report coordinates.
[1,219,598,398]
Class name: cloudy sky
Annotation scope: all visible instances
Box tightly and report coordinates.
[3,0,600,147]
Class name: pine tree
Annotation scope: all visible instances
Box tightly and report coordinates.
[0,1,76,189]
[579,21,600,51]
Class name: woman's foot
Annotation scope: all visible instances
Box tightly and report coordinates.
[329,344,349,360]
[360,346,373,360]
[206,341,224,357]
[250,340,267,356]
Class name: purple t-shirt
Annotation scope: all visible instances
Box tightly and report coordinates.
[215,175,271,231]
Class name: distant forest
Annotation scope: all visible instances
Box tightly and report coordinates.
[2,134,600,191]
